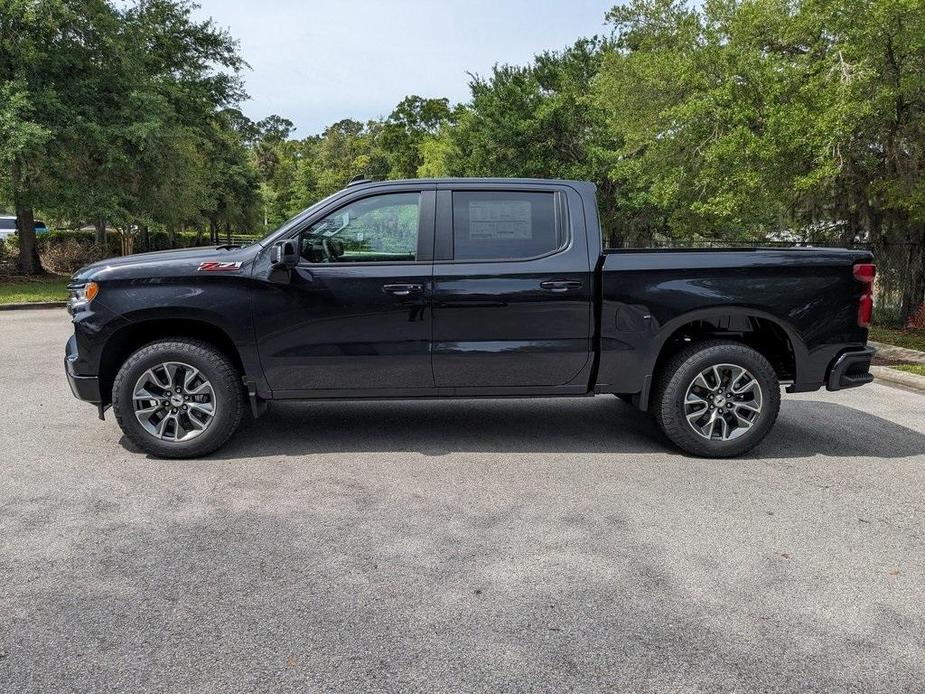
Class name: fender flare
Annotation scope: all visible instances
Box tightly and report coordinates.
[98,306,269,402]
[638,306,807,409]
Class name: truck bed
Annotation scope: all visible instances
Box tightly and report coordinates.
[596,246,873,399]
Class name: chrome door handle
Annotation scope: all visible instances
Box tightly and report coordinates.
[382,283,423,296]
[540,280,582,293]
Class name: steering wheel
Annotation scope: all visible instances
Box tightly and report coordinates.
[321,238,337,263]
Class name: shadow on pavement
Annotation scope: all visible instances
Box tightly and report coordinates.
[169,396,925,461]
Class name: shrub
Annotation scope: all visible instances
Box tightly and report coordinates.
[0,237,17,275]
[1,229,263,275]
[41,230,122,256]
[40,236,108,274]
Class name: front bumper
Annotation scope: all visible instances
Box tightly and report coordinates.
[65,334,103,408]
[826,346,875,391]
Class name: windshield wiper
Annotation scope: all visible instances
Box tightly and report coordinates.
[215,243,243,250]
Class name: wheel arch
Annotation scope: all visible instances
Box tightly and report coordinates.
[98,313,247,406]
[639,306,806,410]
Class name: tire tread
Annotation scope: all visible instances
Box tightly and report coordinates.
[112,338,245,458]
[652,340,781,458]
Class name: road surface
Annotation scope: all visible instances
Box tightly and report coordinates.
[1,309,923,692]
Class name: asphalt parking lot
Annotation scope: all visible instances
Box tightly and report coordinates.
[1,308,924,693]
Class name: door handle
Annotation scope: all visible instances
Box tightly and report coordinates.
[382,283,423,296]
[540,280,583,293]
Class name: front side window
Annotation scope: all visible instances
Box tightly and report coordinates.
[301,192,420,263]
[452,191,561,261]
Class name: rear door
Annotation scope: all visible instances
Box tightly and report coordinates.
[431,182,593,390]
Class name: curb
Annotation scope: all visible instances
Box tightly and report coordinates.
[871,365,925,392]
[0,301,67,311]
[869,340,925,365]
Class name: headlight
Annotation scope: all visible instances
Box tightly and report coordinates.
[67,281,99,308]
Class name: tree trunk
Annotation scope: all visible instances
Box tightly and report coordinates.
[209,217,218,245]
[900,240,925,327]
[225,221,231,245]
[120,229,135,257]
[15,206,41,275]
[11,161,42,275]
[597,180,620,248]
[94,218,107,247]
[167,224,176,249]
[138,224,149,252]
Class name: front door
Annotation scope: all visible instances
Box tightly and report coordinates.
[431,184,593,390]
[254,187,436,396]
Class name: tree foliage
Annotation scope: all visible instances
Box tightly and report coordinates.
[595,0,925,249]
[2,0,923,317]
[0,0,253,271]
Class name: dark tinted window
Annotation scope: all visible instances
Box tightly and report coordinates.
[0,218,15,230]
[452,191,561,261]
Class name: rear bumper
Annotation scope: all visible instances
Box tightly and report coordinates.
[826,346,875,391]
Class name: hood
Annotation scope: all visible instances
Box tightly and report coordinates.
[72,245,260,283]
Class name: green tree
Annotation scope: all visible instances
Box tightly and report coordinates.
[595,0,786,243]
[595,0,925,311]
[375,95,454,179]
[249,114,295,231]
[445,39,622,239]
[283,118,377,214]
[117,0,247,246]
[0,0,250,269]
[200,109,261,244]
[0,0,116,273]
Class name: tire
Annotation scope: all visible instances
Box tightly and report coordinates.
[652,340,780,458]
[112,339,245,458]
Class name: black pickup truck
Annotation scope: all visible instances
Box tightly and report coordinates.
[65,178,876,458]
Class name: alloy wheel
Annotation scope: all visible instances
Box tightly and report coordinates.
[132,361,216,442]
[683,363,763,441]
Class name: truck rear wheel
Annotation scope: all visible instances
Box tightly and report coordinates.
[112,339,245,459]
[653,340,780,457]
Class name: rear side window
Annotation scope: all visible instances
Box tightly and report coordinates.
[452,191,561,261]
[0,218,15,230]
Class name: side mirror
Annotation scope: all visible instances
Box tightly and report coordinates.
[270,239,299,269]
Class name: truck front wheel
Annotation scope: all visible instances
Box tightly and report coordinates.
[653,340,781,457]
[111,339,245,458]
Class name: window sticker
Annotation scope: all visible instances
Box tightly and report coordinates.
[468,200,532,241]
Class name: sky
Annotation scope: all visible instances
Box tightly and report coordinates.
[192,0,615,137]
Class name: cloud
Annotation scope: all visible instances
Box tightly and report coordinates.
[194,0,611,135]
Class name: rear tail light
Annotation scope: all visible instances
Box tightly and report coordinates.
[853,263,875,327]
[853,263,876,283]
[858,294,873,328]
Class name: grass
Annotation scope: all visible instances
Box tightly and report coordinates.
[0,275,71,304]
[868,326,925,353]
[892,364,925,377]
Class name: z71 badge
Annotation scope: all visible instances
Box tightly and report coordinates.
[197,261,242,272]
